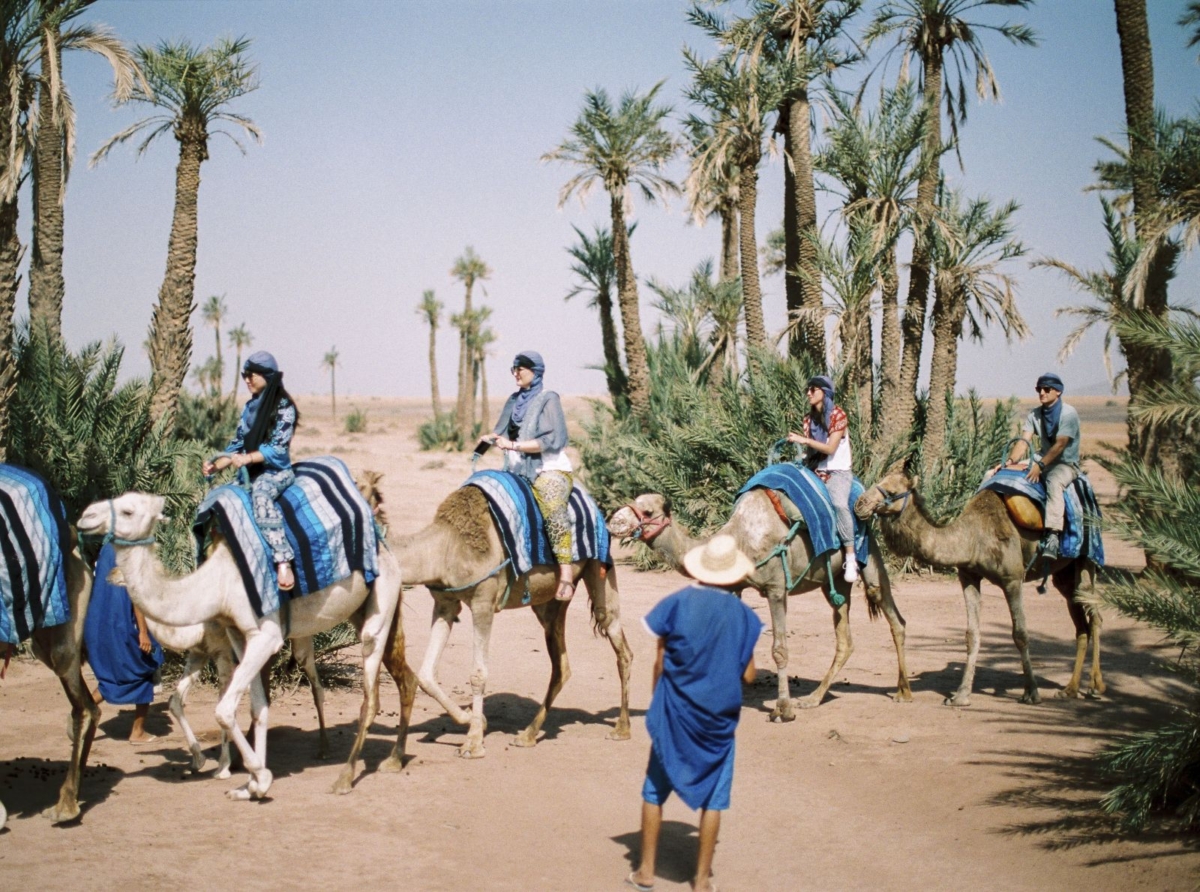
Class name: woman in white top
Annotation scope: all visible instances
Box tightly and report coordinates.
[785,375,858,584]
[479,350,577,600]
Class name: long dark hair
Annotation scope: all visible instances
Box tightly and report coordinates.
[243,362,300,453]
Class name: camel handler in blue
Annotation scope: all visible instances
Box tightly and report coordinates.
[999,372,1081,559]
[626,535,763,892]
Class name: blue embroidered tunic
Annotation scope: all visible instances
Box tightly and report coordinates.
[226,395,297,478]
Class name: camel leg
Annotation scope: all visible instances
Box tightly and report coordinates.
[1084,563,1105,697]
[767,590,795,721]
[332,591,391,794]
[799,584,854,709]
[171,650,211,773]
[290,636,329,759]
[216,626,283,801]
[459,584,498,758]
[415,593,472,725]
[379,600,417,774]
[948,571,985,707]
[212,648,236,778]
[864,548,911,702]
[514,598,570,748]
[588,562,633,741]
[43,661,99,823]
[1004,578,1039,705]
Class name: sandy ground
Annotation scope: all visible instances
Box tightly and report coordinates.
[3,395,1199,891]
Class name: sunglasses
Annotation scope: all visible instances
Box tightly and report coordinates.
[1036,386,1056,394]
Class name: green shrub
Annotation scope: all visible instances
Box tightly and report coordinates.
[418,411,474,451]
[344,407,367,433]
[176,389,239,453]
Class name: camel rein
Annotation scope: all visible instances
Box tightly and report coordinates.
[623,503,672,545]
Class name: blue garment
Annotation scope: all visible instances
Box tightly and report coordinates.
[226,394,296,475]
[642,742,735,810]
[83,544,162,705]
[644,585,763,811]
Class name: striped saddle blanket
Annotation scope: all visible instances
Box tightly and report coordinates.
[0,465,72,646]
[464,470,611,577]
[736,463,869,562]
[193,456,380,617]
[979,469,1105,566]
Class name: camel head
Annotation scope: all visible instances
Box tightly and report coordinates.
[77,492,166,543]
[355,469,388,527]
[855,460,918,520]
[607,493,672,544]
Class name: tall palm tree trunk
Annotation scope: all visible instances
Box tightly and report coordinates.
[29,30,65,342]
[610,194,651,425]
[852,310,874,435]
[148,131,205,426]
[786,91,825,365]
[596,279,628,413]
[719,204,739,284]
[888,54,943,442]
[454,283,474,436]
[0,200,19,461]
[428,326,440,416]
[737,165,766,356]
[1114,0,1174,467]
[922,282,962,472]
[478,355,488,427]
[877,253,902,439]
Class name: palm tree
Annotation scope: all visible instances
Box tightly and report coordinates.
[922,189,1027,471]
[449,246,490,438]
[682,115,740,284]
[684,49,786,358]
[864,0,1035,441]
[471,312,495,427]
[1183,2,1200,60]
[697,267,744,387]
[648,264,711,372]
[565,224,628,412]
[227,322,252,399]
[29,0,139,342]
[91,36,261,427]
[542,83,678,426]
[322,347,339,418]
[190,355,221,397]
[200,293,226,381]
[416,288,443,417]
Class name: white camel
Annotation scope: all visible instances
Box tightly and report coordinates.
[76,492,416,799]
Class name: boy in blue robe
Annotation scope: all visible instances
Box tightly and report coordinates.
[627,534,763,892]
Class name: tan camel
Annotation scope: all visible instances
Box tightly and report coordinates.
[608,492,911,721]
[854,464,1103,706]
[393,484,633,758]
[76,492,417,799]
[5,547,97,823]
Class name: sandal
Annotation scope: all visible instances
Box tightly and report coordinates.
[554,580,575,602]
[277,563,295,592]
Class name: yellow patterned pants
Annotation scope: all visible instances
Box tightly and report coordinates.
[533,471,574,566]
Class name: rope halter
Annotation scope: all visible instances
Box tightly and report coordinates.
[82,499,157,548]
[623,502,671,545]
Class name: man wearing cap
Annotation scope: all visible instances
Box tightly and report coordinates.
[1003,372,1081,559]
[626,534,763,892]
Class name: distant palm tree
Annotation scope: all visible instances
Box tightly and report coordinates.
[1183,2,1200,60]
[864,0,1036,440]
[322,347,339,418]
[450,247,490,438]
[417,289,443,416]
[29,0,140,342]
[565,224,629,411]
[683,116,740,284]
[472,315,496,427]
[542,83,678,426]
[191,355,222,397]
[227,322,252,399]
[200,293,227,381]
[91,36,261,427]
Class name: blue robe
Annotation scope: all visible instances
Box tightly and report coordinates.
[644,585,763,810]
[83,544,162,705]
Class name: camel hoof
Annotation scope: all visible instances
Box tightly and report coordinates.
[330,771,354,795]
[226,783,252,801]
[42,801,80,823]
[215,766,232,780]
[769,703,797,723]
[1055,688,1081,700]
[1086,688,1105,700]
[512,732,537,748]
[796,694,823,710]
[457,741,487,759]
[607,726,632,742]
[891,690,914,704]
[1019,692,1042,705]
[379,754,404,773]
[0,799,6,829]
[944,694,971,708]
[248,769,273,798]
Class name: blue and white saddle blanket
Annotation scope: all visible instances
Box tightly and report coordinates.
[464,470,611,577]
[978,469,1105,567]
[736,463,869,563]
[193,456,380,618]
[0,465,72,646]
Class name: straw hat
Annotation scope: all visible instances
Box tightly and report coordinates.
[682,534,754,586]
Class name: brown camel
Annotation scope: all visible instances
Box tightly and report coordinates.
[393,484,633,758]
[7,547,96,824]
[608,491,911,721]
[854,463,1103,707]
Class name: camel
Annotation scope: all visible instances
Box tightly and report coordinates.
[608,491,912,721]
[392,484,633,758]
[4,546,97,823]
[75,492,417,799]
[854,463,1103,707]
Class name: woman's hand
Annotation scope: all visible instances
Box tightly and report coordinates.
[203,455,233,475]
[786,431,807,448]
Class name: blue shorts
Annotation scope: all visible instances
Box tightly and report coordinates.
[641,743,734,812]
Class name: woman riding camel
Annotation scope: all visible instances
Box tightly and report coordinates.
[202,351,300,591]
[479,350,577,602]
[786,374,858,583]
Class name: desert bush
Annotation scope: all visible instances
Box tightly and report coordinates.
[344,407,368,433]
[418,411,469,451]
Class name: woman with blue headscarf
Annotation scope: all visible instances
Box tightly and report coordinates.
[786,375,858,584]
[202,350,301,591]
[479,350,577,601]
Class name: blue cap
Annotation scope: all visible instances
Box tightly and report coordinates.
[1036,372,1064,393]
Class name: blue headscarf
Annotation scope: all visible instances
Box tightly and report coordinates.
[806,375,836,444]
[510,351,545,424]
[1036,372,1065,444]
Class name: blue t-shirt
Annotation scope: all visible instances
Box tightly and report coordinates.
[643,584,763,810]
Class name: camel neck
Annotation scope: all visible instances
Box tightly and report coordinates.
[112,545,223,627]
[883,494,973,567]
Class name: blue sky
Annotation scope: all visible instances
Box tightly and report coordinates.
[43,1,1200,400]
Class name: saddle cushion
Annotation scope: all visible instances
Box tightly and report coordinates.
[736,463,869,563]
[464,470,611,577]
[978,469,1105,567]
[0,464,72,645]
[193,456,380,617]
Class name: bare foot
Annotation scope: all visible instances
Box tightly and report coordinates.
[554,580,575,602]
[277,562,295,591]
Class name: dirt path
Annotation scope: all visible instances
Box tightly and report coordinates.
[2,397,1198,890]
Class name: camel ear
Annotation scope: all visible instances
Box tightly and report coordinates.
[910,474,920,490]
[106,567,126,586]
[884,458,907,478]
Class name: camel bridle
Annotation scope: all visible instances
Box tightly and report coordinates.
[872,485,912,515]
[81,499,157,548]
[622,502,671,545]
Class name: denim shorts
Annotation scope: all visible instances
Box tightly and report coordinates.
[641,743,734,811]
